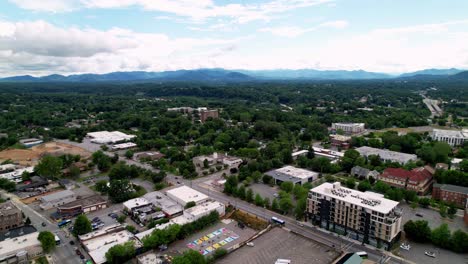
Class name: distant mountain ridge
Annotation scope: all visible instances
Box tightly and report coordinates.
[0,68,465,82]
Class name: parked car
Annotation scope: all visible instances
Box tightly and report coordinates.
[92,217,100,222]
[416,213,423,217]
[69,241,75,245]
[41,222,47,227]
[400,243,411,251]
[246,242,254,247]
[424,251,436,258]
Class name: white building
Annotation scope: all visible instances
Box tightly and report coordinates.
[331,123,365,134]
[307,182,402,250]
[0,231,43,264]
[431,129,468,146]
[143,191,183,217]
[39,190,76,210]
[355,146,418,165]
[0,166,34,183]
[193,152,243,168]
[291,150,309,160]
[79,224,142,264]
[166,186,209,207]
[86,131,136,144]
[123,198,151,212]
[312,147,345,161]
[111,142,137,150]
[265,166,319,185]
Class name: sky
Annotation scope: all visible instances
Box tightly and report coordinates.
[0,0,468,76]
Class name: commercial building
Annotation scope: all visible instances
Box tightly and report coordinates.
[307,182,402,250]
[167,107,207,113]
[330,135,352,149]
[0,166,34,183]
[143,191,183,217]
[431,129,468,146]
[79,224,142,264]
[19,138,43,148]
[135,152,165,161]
[350,166,379,180]
[200,109,219,123]
[380,167,434,195]
[265,166,319,185]
[0,231,43,264]
[331,123,365,135]
[355,146,418,165]
[39,190,76,210]
[193,153,242,169]
[123,198,151,212]
[0,202,23,232]
[111,142,137,150]
[291,150,309,160]
[432,184,468,208]
[166,186,209,207]
[86,131,136,144]
[312,147,344,162]
[57,195,107,218]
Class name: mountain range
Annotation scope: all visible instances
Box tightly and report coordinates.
[1,68,467,82]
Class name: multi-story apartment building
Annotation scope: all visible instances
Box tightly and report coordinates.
[432,184,468,208]
[331,123,365,135]
[200,109,219,123]
[380,167,434,195]
[307,182,402,249]
[431,129,468,147]
[0,201,23,231]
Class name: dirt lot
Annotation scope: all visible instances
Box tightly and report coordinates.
[0,141,91,166]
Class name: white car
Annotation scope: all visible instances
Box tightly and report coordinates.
[424,251,436,258]
[400,243,411,250]
[246,242,254,247]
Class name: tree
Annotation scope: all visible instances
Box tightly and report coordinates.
[450,230,468,253]
[439,203,447,218]
[35,155,63,179]
[108,179,134,203]
[403,220,431,242]
[431,223,451,248]
[341,149,360,172]
[185,201,196,209]
[124,150,134,159]
[271,198,280,212]
[212,248,227,260]
[254,193,264,207]
[460,159,468,172]
[105,241,136,264]
[404,190,417,203]
[95,180,109,193]
[73,214,92,236]
[68,165,80,178]
[373,181,390,194]
[21,171,31,181]
[223,175,238,195]
[280,181,294,193]
[246,188,254,203]
[92,151,112,172]
[0,178,16,192]
[263,197,270,209]
[311,157,331,174]
[345,178,356,189]
[251,171,262,183]
[294,198,306,220]
[385,188,404,201]
[172,250,206,264]
[357,180,371,192]
[448,204,457,218]
[418,197,431,208]
[279,196,293,214]
[38,231,56,252]
[262,175,273,185]
[237,185,246,200]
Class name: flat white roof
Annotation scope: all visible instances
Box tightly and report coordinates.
[270,165,319,180]
[184,201,223,217]
[166,186,208,204]
[355,146,417,164]
[432,129,468,138]
[112,142,137,149]
[332,123,365,127]
[87,131,135,143]
[311,182,399,214]
[292,150,308,157]
[123,198,151,210]
[41,190,75,202]
[0,232,40,257]
[84,230,141,264]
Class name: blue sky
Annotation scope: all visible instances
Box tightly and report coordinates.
[0,0,468,76]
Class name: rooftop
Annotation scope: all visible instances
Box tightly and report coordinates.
[143,191,183,216]
[292,150,309,157]
[311,182,399,214]
[40,190,75,202]
[0,201,21,216]
[265,166,319,181]
[166,186,208,204]
[355,146,417,164]
[123,197,151,210]
[0,231,41,257]
[0,226,37,242]
[58,195,107,209]
[184,201,223,218]
[87,131,136,143]
[432,129,468,138]
[433,183,468,195]
[332,122,365,127]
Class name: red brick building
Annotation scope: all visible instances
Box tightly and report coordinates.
[200,109,219,123]
[380,167,434,195]
[432,184,468,208]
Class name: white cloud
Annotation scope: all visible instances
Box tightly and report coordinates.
[8,0,80,12]
[259,20,348,37]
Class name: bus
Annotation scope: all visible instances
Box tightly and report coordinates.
[271,216,285,225]
[54,234,61,245]
[356,251,368,259]
[58,219,71,228]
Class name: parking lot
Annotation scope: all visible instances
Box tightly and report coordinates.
[169,219,256,256]
[218,227,340,264]
[248,183,280,202]
[400,203,467,231]
[396,240,467,264]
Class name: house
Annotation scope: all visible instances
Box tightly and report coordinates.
[350,166,379,180]
[380,167,434,195]
[435,163,449,170]
[16,176,48,192]
[39,190,77,210]
[265,166,319,185]
[432,184,468,208]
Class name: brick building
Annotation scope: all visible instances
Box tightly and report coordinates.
[0,201,23,231]
[200,109,219,123]
[432,184,468,208]
[380,167,434,195]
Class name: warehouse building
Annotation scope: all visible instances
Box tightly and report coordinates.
[56,195,107,219]
[307,182,402,250]
[331,123,365,135]
[166,186,209,207]
[265,166,319,185]
[86,131,136,144]
[39,190,76,210]
[355,146,417,164]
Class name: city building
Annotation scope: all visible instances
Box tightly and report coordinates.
[0,226,37,242]
[0,231,43,264]
[86,131,136,144]
[193,153,242,172]
[265,166,319,185]
[79,224,142,264]
[166,186,209,207]
[350,166,379,180]
[330,135,352,149]
[56,195,107,219]
[431,129,468,146]
[331,123,365,135]
[135,152,165,161]
[307,182,402,250]
[380,167,433,195]
[123,198,151,212]
[0,166,34,183]
[291,150,309,160]
[143,191,183,218]
[19,138,43,148]
[200,109,219,123]
[111,142,137,150]
[312,147,344,162]
[39,190,76,210]
[0,202,23,232]
[167,107,207,113]
[432,184,468,208]
[355,146,418,164]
